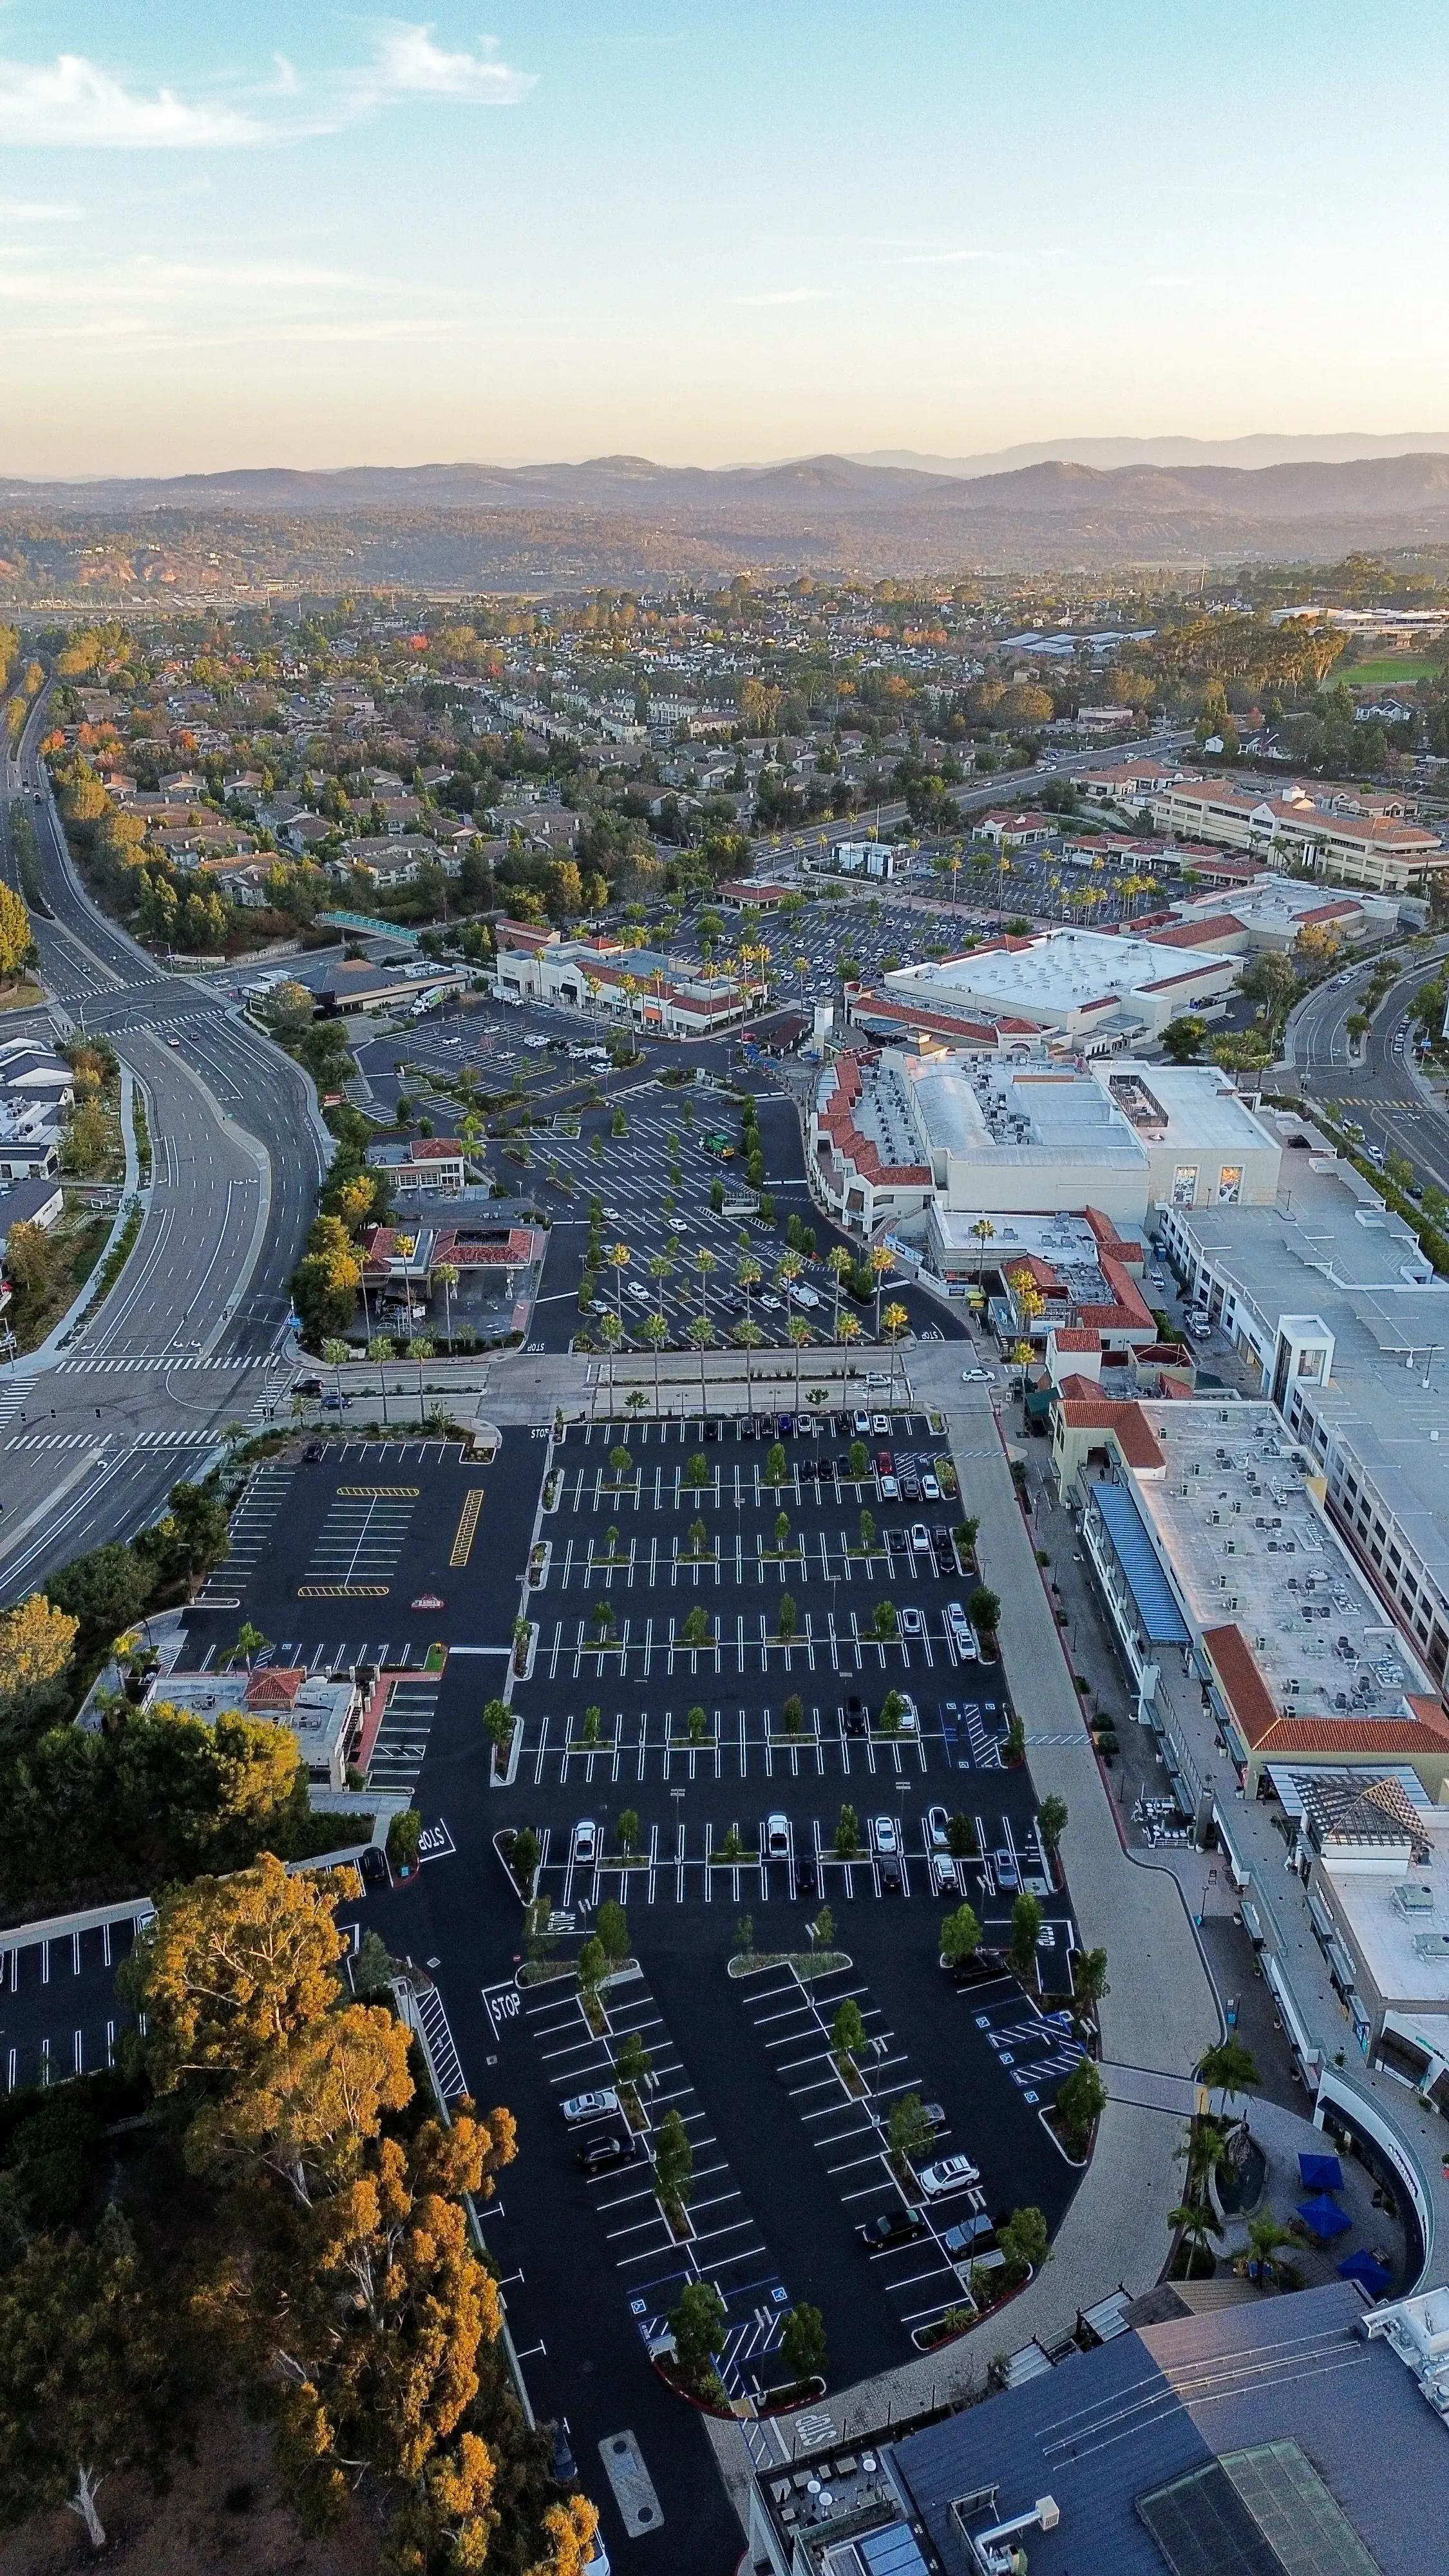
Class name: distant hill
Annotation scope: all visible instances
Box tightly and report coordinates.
[10,446,1449,584]
[850,432,1449,477]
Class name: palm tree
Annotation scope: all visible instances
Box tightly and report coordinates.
[321,1336,350,1402]
[367,1334,395,1426]
[1245,2210,1291,2280]
[1197,2037,1260,2113]
[643,1307,668,1410]
[433,1261,459,1349]
[867,1242,893,1340]
[694,1244,717,1321]
[826,1242,851,1339]
[596,1307,623,1410]
[1168,2198,1223,2280]
[971,1215,995,1283]
[837,1310,863,1385]
[407,1335,435,1417]
[607,1239,630,1322]
[737,1253,762,1339]
[787,1313,811,1406]
[688,1311,714,1409]
[882,1300,909,1403]
[734,1315,764,1406]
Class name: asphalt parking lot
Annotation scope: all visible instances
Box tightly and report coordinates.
[0,1915,144,2094]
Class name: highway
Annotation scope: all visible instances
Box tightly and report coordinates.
[0,691,331,1598]
[1283,937,1449,1195]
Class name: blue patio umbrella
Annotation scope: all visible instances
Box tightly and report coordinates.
[1297,2193,1352,2239]
[1338,2248,1394,2295]
[1298,2150,1345,2193]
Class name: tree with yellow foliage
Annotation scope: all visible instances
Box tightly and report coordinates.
[0,1591,78,1723]
[121,1850,348,2089]
[0,881,33,987]
[526,2496,602,2576]
[183,2002,414,2206]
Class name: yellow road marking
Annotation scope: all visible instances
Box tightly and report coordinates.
[450,1488,486,1567]
[296,1583,392,1598]
[334,1485,420,1498]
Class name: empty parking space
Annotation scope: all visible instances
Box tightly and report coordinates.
[1,1915,144,2094]
[366,1677,442,1796]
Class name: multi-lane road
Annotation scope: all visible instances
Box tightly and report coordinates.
[0,692,331,1595]
[1283,937,1449,1194]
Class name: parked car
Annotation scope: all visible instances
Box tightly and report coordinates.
[561,2087,618,2126]
[303,1440,326,1463]
[873,1815,901,1858]
[871,1414,890,1435]
[900,1607,925,1638]
[961,1367,992,1384]
[858,2207,927,2250]
[947,1603,978,1659]
[898,1472,921,1501]
[910,1521,931,1553]
[852,1410,871,1435]
[927,1805,951,1853]
[765,1812,791,1860]
[321,1392,351,1410]
[879,1473,899,1500]
[875,1450,894,1477]
[549,2423,578,2485]
[357,1844,389,1889]
[578,2128,636,2174]
[571,1819,598,1866]
[844,1697,869,1738]
[941,2213,996,2260]
[626,1282,650,1303]
[916,2153,981,2200]
[921,1473,942,1501]
[890,1693,920,1733]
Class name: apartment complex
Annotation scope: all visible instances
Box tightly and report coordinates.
[1152,776,1446,896]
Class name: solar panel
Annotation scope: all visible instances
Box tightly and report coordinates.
[1137,2441,1383,2576]
[858,2523,933,2576]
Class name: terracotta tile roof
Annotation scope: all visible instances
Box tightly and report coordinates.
[1153,914,1244,947]
[1205,1631,1449,1757]
[1052,1327,1102,1351]
[1058,1397,1165,1471]
[245,1667,306,1710]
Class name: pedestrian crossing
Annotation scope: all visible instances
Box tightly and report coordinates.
[3,1427,217,1454]
[53,1350,265,1374]
[0,1385,27,1435]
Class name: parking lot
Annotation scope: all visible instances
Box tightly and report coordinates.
[0,1913,146,2095]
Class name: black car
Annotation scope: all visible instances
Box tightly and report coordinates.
[703,1417,719,1441]
[303,1440,326,1463]
[578,2126,635,2174]
[858,2207,927,2250]
[845,1696,869,1737]
[549,2423,578,2485]
[294,1375,324,1397]
[775,1411,794,1435]
[357,1844,389,1889]
[833,1413,851,1439]
[879,1862,902,1894]
[796,1859,817,1897]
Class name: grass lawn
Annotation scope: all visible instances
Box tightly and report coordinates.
[0,981,47,1016]
[1346,655,1444,685]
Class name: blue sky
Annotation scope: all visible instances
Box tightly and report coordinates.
[1,1,1446,475]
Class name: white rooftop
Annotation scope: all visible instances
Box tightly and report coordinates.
[1094,1061,1280,1153]
[884,927,1235,1014]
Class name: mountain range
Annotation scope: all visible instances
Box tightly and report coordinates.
[9,446,1449,582]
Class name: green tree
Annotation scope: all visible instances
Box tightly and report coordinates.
[997,2204,1050,2277]
[967,1585,1000,1638]
[774,1508,792,1553]
[831,1996,866,2058]
[483,1696,514,1752]
[680,1604,712,1649]
[878,1687,906,1734]
[780,2301,826,2383]
[1169,2196,1223,2278]
[780,1692,804,1736]
[45,1546,147,1663]
[595,1899,630,1966]
[940,1901,983,1965]
[1197,2036,1260,2108]
[580,1703,603,1747]
[511,1826,540,1897]
[1161,1014,1207,1064]
[946,1814,978,1859]
[614,2029,654,2094]
[777,1593,797,1640]
[576,1935,607,1996]
[0,2208,168,2550]
[848,1439,867,1478]
[857,1506,876,1553]
[1037,1794,1068,1854]
[888,2092,936,2166]
[654,2107,693,2206]
[683,1451,709,1491]
[615,1806,641,1857]
[1009,1889,1043,1978]
[1074,1946,1110,2009]
[765,1440,788,1486]
[685,1703,707,1743]
[835,1803,859,1859]
[1056,2056,1107,2153]
[872,1598,897,1640]
[668,2278,725,2380]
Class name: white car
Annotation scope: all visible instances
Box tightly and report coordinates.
[759,1292,783,1312]
[872,1815,901,1857]
[961,1368,992,1384]
[910,1521,931,1553]
[852,1410,871,1434]
[900,1607,925,1638]
[871,1413,890,1434]
[921,1473,941,1502]
[626,1282,650,1303]
[926,1804,951,1853]
[916,2152,981,2199]
[571,1819,598,1866]
[560,2087,618,2126]
[524,1034,549,1050]
[947,1603,979,1659]
[765,1812,791,1859]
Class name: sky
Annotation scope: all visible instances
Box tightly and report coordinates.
[1,1,1448,478]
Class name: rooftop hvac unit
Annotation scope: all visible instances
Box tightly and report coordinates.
[1226,1539,1237,1554]
[1209,1510,1220,1524]
[1255,1635,1269,1651]
[1224,1595,1239,1612]
[1286,1677,1301,1694]
[1179,1483,1189,1498]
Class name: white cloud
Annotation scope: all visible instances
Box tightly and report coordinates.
[0,53,270,149]
[0,197,84,221]
[358,23,536,107]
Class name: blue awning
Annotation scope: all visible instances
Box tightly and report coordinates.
[1338,2248,1394,2295]
[1297,2193,1352,2239]
[1299,2150,1345,2193]
[1088,1479,1189,1646]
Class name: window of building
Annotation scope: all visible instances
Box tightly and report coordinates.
[1171,1166,1198,1206]
[1216,1166,1243,1204]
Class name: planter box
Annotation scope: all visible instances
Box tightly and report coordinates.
[658,2195,695,2245]
[513,1622,539,1681]
[527,1540,553,1589]
[490,1725,522,1789]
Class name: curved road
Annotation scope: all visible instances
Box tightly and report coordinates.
[0,691,330,1596]
[1284,937,1449,1193]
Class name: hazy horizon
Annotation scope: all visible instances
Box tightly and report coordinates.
[1,3,1446,478]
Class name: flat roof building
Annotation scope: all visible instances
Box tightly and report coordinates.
[878,927,1239,1051]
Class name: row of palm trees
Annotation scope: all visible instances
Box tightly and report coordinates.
[587,1233,911,1412]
